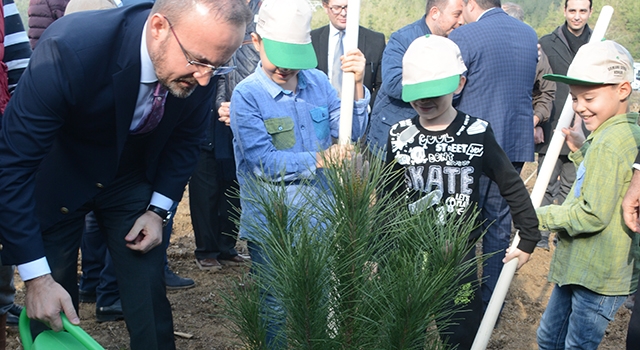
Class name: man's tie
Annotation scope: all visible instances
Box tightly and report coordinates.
[331,30,344,97]
[132,82,168,135]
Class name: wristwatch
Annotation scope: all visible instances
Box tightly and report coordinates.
[147,204,172,227]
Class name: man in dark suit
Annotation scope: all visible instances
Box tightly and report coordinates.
[190,0,261,271]
[0,0,252,349]
[537,0,592,249]
[310,0,385,108]
[448,0,538,312]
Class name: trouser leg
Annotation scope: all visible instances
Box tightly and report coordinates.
[94,171,175,350]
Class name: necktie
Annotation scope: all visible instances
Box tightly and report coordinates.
[331,30,344,97]
[132,82,168,135]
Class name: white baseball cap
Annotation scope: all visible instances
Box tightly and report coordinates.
[544,40,634,85]
[402,34,467,102]
[256,0,317,70]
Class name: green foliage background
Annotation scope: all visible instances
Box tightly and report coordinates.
[11,0,640,58]
[310,0,640,59]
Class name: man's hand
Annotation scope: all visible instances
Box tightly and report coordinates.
[502,247,531,270]
[125,211,163,253]
[218,101,231,126]
[340,48,366,85]
[623,169,640,232]
[561,115,586,153]
[534,126,544,144]
[25,274,79,332]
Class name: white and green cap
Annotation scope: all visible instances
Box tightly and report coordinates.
[256,0,318,70]
[402,34,467,102]
[544,40,634,86]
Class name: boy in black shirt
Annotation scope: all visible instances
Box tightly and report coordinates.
[385,34,540,350]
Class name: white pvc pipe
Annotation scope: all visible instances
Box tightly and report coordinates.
[470,6,614,350]
[337,0,360,145]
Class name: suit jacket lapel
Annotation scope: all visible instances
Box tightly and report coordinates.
[317,26,330,73]
[113,12,146,155]
[357,27,366,53]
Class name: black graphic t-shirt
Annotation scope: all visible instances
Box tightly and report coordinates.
[385,110,539,248]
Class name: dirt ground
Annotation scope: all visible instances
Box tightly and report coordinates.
[7,99,640,348]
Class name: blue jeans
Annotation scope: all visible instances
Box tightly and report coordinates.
[479,162,523,309]
[537,284,625,350]
[247,242,286,350]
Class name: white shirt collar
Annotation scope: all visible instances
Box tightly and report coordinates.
[329,23,344,37]
[476,7,497,21]
[140,22,158,84]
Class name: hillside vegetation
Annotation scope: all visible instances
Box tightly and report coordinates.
[10,0,640,59]
[311,0,640,59]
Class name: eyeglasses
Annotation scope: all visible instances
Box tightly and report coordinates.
[162,15,236,76]
[328,5,347,15]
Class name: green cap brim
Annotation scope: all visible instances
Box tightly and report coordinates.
[402,75,460,102]
[542,73,602,86]
[262,38,318,70]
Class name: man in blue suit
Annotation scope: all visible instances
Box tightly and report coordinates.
[366,0,464,153]
[448,0,538,312]
[0,0,252,349]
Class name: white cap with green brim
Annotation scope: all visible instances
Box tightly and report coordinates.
[544,40,634,86]
[402,34,467,102]
[256,0,318,70]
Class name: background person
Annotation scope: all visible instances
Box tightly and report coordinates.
[536,0,593,249]
[366,0,464,153]
[189,0,260,272]
[26,0,69,49]
[622,153,640,350]
[448,0,538,311]
[310,0,385,108]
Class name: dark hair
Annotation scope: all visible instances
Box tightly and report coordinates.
[565,0,592,9]
[152,0,253,27]
[426,0,449,13]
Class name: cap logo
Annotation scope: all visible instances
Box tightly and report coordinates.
[609,65,627,77]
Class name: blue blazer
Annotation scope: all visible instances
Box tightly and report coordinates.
[449,8,538,163]
[366,16,430,153]
[0,4,214,265]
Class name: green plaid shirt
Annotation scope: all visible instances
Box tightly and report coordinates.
[537,112,640,295]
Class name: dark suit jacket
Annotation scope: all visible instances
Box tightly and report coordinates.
[0,4,214,265]
[310,24,385,107]
[449,8,538,163]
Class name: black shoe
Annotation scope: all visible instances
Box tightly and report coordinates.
[96,299,124,323]
[165,269,195,290]
[6,304,22,326]
[79,289,97,303]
